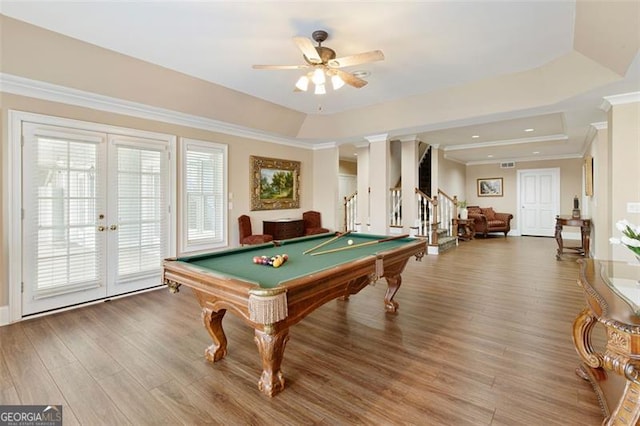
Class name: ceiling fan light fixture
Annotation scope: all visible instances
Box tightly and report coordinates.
[315,83,326,95]
[312,68,326,85]
[295,75,309,91]
[331,74,345,90]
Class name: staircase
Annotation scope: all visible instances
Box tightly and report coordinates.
[436,229,457,254]
[343,187,462,254]
[342,142,463,254]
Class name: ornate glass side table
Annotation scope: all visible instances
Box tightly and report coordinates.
[574,259,640,425]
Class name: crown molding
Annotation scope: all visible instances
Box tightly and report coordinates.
[364,133,389,143]
[0,73,315,150]
[443,134,568,152]
[312,142,337,150]
[460,152,582,166]
[600,91,640,112]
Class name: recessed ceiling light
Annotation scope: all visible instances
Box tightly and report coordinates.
[487,154,494,158]
[471,135,480,139]
[533,151,540,154]
[524,128,535,132]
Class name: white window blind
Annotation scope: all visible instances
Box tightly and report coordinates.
[116,145,166,278]
[27,129,105,297]
[181,138,227,253]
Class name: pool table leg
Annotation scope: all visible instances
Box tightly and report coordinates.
[254,328,289,397]
[202,308,228,363]
[384,274,401,313]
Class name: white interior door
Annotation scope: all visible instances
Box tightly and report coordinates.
[22,122,171,315]
[518,168,560,237]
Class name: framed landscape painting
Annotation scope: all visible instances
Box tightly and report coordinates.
[250,155,300,210]
[477,177,503,197]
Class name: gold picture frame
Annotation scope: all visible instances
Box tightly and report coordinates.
[477,177,503,197]
[250,155,300,210]
[584,156,593,197]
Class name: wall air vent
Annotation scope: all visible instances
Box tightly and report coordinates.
[500,162,515,169]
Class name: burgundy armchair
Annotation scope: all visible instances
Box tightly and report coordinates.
[302,210,330,236]
[238,215,273,246]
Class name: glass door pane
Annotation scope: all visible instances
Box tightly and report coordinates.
[107,137,169,295]
[22,123,107,315]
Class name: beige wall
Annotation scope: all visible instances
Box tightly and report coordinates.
[437,150,466,201]
[339,160,357,175]
[0,93,315,308]
[608,101,640,262]
[313,147,340,231]
[1,16,306,138]
[466,158,583,234]
[585,125,609,259]
[0,98,5,310]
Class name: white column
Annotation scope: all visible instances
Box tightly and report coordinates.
[355,143,370,232]
[367,133,390,234]
[312,143,339,231]
[400,136,419,234]
[590,122,608,260]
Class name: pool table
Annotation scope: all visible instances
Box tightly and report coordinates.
[162,232,426,396]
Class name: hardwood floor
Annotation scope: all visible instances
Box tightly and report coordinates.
[1,236,607,425]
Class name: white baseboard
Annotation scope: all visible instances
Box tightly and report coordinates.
[0,305,9,326]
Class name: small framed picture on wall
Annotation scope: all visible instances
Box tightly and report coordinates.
[477,177,503,197]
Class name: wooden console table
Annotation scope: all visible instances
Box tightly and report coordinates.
[574,259,640,425]
[555,215,591,260]
[453,218,475,241]
[263,219,304,240]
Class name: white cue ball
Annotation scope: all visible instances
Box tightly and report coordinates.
[347,239,354,245]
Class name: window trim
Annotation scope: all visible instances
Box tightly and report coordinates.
[178,137,228,255]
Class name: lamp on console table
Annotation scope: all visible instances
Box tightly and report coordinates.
[572,195,580,219]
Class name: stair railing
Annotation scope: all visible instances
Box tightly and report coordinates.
[437,189,458,238]
[415,189,438,245]
[345,186,460,246]
[389,187,402,227]
[343,191,357,232]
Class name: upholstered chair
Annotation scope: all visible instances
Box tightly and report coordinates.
[238,215,274,245]
[466,206,513,237]
[302,211,330,236]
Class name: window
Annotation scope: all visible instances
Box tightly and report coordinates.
[180,138,227,253]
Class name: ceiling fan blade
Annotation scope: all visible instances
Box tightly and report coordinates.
[334,69,368,88]
[328,50,385,68]
[252,64,310,70]
[293,36,321,64]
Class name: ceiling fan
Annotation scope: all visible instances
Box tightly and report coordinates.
[252,30,384,93]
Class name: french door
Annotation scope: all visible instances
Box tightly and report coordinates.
[22,122,172,315]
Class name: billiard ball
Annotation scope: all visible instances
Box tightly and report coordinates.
[347,239,354,245]
[253,256,260,264]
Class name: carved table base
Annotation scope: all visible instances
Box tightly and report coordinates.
[573,259,640,426]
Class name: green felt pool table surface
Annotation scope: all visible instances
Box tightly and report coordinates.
[177,233,417,289]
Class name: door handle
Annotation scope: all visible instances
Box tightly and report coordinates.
[97,225,106,232]
[110,224,118,231]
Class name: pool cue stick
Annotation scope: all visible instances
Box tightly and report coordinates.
[310,234,410,256]
[303,231,351,255]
